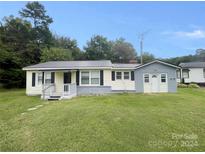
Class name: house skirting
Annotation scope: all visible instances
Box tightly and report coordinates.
[77,86,112,95]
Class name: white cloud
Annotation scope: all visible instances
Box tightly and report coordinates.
[162,30,205,39]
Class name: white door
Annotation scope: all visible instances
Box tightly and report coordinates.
[151,74,159,92]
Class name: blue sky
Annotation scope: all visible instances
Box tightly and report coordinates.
[0,1,205,58]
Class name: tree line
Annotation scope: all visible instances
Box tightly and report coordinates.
[0,2,204,88]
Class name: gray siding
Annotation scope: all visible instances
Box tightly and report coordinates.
[77,86,111,95]
[135,63,177,93]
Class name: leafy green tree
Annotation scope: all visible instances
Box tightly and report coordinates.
[140,52,155,64]
[84,35,113,60]
[41,47,72,62]
[112,38,137,63]
[19,1,53,49]
[0,16,34,88]
[19,1,53,27]
[52,35,83,60]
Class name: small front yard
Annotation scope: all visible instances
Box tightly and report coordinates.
[0,88,205,151]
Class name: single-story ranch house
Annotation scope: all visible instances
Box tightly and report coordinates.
[177,62,205,85]
[23,60,180,100]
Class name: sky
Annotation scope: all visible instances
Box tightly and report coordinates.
[0,1,205,58]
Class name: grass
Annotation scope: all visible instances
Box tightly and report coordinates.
[0,88,205,152]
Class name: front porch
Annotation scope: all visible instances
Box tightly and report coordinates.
[41,70,77,100]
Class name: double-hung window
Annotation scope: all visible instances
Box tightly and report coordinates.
[161,74,166,83]
[37,72,43,85]
[81,70,100,85]
[81,71,89,85]
[91,71,100,85]
[124,72,130,80]
[182,70,189,78]
[45,72,51,84]
[116,72,122,80]
[144,74,149,83]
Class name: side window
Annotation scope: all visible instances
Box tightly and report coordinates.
[45,72,51,84]
[81,71,89,85]
[32,72,36,87]
[124,72,130,80]
[161,74,166,83]
[91,71,100,85]
[116,72,122,80]
[182,70,189,78]
[37,72,43,85]
[144,74,149,83]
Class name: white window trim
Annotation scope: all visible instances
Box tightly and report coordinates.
[31,71,42,87]
[37,72,43,86]
[80,70,100,86]
[182,70,189,79]
[44,71,52,85]
[115,71,132,80]
[160,73,167,84]
[143,73,150,83]
[123,71,130,80]
[116,71,122,80]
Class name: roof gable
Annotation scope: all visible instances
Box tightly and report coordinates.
[135,60,180,70]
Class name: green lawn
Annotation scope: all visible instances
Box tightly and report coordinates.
[0,88,205,152]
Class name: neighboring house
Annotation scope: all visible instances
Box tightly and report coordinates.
[22,60,179,100]
[177,62,205,84]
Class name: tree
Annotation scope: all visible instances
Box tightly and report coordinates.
[84,35,113,60]
[41,47,72,62]
[0,16,34,88]
[140,52,155,64]
[52,35,83,60]
[19,1,53,49]
[112,38,137,63]
[19,1,53,28]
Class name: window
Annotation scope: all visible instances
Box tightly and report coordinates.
[91,71,100,85]
[116,72,122,79]
[182,70,189,78]
[45,72,51,84]
[37,72,42,85]
[161,74,166,83]
[81,71,89,84]
[176,70,180,79]
[81,71,100,85]
[124,72,130,80]
[144,74,149,83]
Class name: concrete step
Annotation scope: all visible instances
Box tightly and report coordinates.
[48,95,61,101]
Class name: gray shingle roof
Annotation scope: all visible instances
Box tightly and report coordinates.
[179,62,205,68]
[112,63,140,68]
[23,60,113,70]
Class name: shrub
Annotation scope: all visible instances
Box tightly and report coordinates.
[188,83,200,88]
[178,83,188,88]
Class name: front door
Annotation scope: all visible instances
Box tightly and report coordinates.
[151,74,159,92]
[64,72,71,94]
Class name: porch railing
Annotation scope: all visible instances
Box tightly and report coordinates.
[42,83,55,100]
[42,83,77,99]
